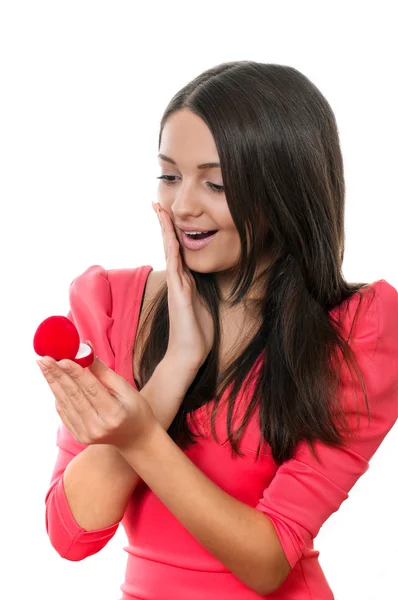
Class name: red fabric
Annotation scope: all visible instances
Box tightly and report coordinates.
[44,265,398,599]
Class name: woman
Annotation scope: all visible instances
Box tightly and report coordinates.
[40,61,398,599]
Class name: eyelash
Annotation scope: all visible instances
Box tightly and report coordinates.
[157,175,225,194]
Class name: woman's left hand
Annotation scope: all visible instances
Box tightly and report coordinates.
[36,344,157,451]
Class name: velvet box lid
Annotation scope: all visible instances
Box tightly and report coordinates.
[33,315,94,368]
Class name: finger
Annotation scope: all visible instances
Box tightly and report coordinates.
[40,357,98,420]
[152,201,195,299]
[152,201,168,259]
[87,354,131,402]
[155,205,188,282]
[166,238,185,291]
[38,358,88,437]
[57,357,124,418]
[156,204,178,262]
[56,404,86,445]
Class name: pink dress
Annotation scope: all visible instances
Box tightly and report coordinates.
[45,264,398,599]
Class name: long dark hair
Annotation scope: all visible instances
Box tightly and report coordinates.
[135,61,376,466]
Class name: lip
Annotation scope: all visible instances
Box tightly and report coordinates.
[180,230,219,251]
[176,225,218,233]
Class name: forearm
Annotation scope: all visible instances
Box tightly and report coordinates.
[62,443,138,530]
[117,422,289,596]
[139,357,198,431]
[62,358,196,531]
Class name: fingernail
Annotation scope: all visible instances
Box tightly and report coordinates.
[37,359,48,372]
[58,360,72,371]
[86,340,97,358]
[156,209,162,226]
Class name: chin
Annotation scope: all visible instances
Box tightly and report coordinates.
[183,261,214,275]
[183,256,236,276]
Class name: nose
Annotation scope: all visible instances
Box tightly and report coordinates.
[169,183,203,222]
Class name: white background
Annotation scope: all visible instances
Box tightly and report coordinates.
[1,1,397,599]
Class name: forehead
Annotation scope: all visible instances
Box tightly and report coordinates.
[159,110,220,169]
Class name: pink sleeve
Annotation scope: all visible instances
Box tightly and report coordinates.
[255,280,398,570]
[45,265,122,561]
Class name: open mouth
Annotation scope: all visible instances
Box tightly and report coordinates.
[181,229,219,250]
[185,230,219,240]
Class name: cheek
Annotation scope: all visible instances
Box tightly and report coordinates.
[223,221,241,241]
[157,185,171,205]
[216,210,237,232]
[157,199,174,219]
[217,230,242,256]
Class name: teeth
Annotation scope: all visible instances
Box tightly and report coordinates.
[185,231,208,235]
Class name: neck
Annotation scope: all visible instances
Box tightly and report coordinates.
[216,259,271,306]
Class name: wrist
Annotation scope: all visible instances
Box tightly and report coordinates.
[157,357,200,402]
[160,354,201,379]
[138,358,199,431]
[116,417,162,465]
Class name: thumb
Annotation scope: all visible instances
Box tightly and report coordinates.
[86,340,110,372]
[86,340,125,393]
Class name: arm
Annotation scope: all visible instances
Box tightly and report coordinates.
[117,421,290,596]
[46,355,198,560]
[62,357,196,530]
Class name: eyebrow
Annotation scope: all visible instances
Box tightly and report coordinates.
[158,153,221,170]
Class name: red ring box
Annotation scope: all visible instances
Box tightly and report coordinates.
[33,315,94,368]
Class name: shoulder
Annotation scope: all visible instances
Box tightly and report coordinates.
[146,268,167,288]
[69,264,108,286]
[144,269,167,301]
[373,279,398,320]
[69,264,112,310]
[331,279,397,336]
[355,279,398,340]
[372,280,398,365]
[70,264,166,296]
[339,279,398,387]
[328,279,398,387]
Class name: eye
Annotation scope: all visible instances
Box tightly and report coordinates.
[157,175,224,194]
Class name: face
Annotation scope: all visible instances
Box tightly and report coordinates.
[157,108,271,305]
[157,109,241,281]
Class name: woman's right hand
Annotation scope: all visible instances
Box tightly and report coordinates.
[152,201,215,371]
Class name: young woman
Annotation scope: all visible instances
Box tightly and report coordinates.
[40,61,398,599]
